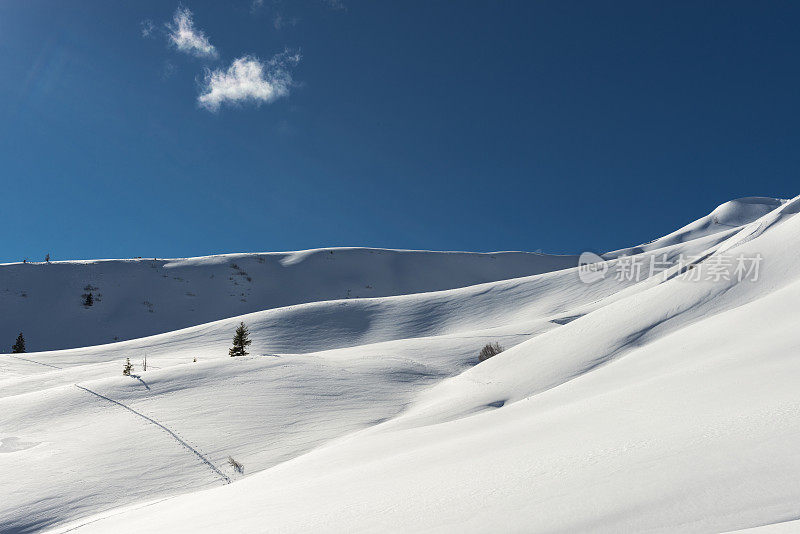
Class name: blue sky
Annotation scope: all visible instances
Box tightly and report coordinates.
[0,1,798,262]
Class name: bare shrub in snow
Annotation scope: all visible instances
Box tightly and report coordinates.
[478,342,504,363]
[228,456,244,474]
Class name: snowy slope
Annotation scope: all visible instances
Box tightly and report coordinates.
[1,198,780,354]
[95,274,800,534]
[604,196,786,258]
[1,196,798,533]
[0,248,579,352]
[2,237,706,532]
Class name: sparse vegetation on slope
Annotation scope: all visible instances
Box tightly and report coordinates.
[229,322,251,357]
[478,342,504,362]
[11,332,25,353]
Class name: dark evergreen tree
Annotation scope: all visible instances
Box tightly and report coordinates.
[11,332,25,353]
[82,292,94,307]
[122,358,133,376]
[229,322,251,357]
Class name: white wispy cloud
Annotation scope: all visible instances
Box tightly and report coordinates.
[251,0,264,12]
[198,51,301,112]
[140,19,156,38]
[166,7,218,59]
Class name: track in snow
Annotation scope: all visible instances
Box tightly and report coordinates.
[74,384,231,484]
[9,355,62,369]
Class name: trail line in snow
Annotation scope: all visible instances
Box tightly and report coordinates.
[73,384,231,484]
[9,355,62,369]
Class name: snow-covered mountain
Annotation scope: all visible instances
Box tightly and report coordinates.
[1,196,798,533]
[0,249,578,352]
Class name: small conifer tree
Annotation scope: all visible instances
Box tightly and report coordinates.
[82,293,94,307]
[11,333,25,353]
[123,358,133,376]
[229,322,251,357]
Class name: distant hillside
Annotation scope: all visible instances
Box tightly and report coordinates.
[0,248,578,352]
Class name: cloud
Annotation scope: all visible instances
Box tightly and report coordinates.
[250,0,264,12]
[166,7,218,58]
[198,51,301,112]
[140,19,156,38]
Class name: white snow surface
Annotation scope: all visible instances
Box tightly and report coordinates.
[0,248,579,352]
[2,196,799,533]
